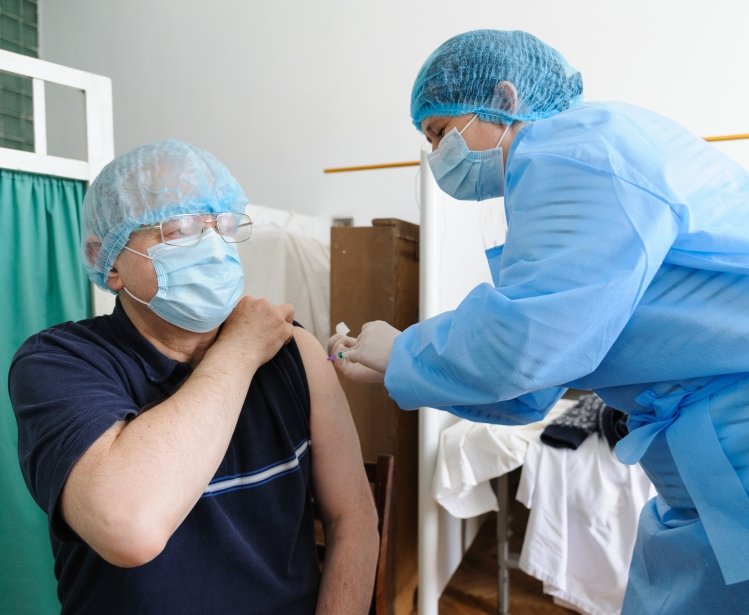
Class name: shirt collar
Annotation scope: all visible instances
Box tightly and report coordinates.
[111,298,190,385]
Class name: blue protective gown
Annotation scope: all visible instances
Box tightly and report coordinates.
[385,102,749,612]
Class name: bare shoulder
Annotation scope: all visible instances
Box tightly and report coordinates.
[292,327,339,385]
[292,326,326,358]
[292,329,354,432]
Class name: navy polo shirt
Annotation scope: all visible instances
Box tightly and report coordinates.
[9,300,320,614]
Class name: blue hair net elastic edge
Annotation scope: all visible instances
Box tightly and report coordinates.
[410,95,583,131]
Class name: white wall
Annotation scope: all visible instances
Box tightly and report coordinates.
[38,0,749,227]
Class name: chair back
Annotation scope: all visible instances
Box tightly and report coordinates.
[313,454,395,614]
[366,454,394,615]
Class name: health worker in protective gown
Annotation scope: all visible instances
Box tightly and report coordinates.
[329,29,749,614]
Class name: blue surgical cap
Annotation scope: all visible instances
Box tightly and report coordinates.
[81,139,248,291]
[410,30,583,130]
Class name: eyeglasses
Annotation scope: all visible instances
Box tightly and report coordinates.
[135,213,253,247]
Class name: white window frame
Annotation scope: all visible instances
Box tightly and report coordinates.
[0,48,115,315]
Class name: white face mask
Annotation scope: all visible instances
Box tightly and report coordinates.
[427,115,511,201]
[122,230,244,332]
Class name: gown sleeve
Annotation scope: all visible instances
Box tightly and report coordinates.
[384,148,681,422]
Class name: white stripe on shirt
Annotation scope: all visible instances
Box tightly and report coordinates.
[203,439,310,496]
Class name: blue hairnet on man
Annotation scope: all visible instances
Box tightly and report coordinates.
[10,139,379,614]
[330,29,749,613]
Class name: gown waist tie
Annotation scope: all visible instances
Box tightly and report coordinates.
[615,373,749,585]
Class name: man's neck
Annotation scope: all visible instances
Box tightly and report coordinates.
[119,294,218,366]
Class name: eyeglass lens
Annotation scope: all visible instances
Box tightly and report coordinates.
[160,213,253,246]
[216,213,253,242]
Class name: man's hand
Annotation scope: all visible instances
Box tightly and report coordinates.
[218,296,295,367]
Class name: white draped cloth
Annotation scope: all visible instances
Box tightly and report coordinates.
[517,434,654,615]
[432,399,574,518]
[236,224,330,346]
[432,398,654,615]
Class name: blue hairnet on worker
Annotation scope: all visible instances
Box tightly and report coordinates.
[329,29,749,612]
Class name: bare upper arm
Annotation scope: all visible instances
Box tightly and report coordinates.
[292,327,374,524]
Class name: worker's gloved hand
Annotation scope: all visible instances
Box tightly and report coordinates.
[327,320,401,383]
[328,331,385,384]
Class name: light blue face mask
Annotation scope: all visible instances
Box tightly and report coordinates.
[122,229,244,333]
[427,114,511,201]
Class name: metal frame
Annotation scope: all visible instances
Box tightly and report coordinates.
[492,473,521,614]
[418,149,509,614]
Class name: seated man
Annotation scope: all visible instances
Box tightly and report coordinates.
[8,140,379,614]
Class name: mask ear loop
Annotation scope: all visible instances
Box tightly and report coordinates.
[123,245,155,260]
[496,123,512,148]
[463,113,511,150]
[459,113,480,136]
[122,286,152,306]
[489,80,517,150]
[120,245,155,305]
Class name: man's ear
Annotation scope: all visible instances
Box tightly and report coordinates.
[84,236,101,267]
[86,235,122,292]
[491,81,518,114]
[106,264,123,292]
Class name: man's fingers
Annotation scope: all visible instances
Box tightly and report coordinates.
[276,302,295,323]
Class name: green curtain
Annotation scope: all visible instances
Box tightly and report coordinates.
[1,168,90,614]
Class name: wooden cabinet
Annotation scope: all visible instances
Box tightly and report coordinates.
[330,218,419,615]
